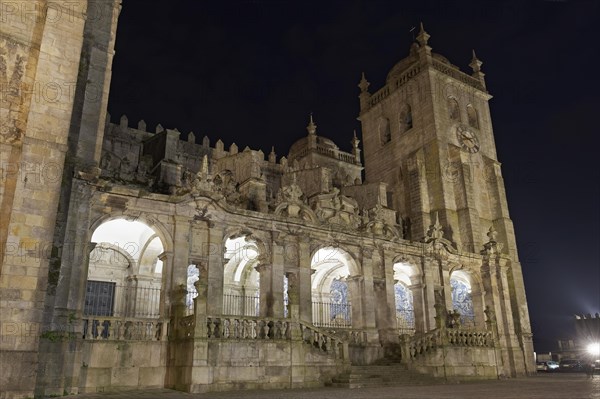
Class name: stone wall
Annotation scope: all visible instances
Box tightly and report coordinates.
[78,341,167,393]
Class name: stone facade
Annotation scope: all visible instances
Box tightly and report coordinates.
[1,4,535,398]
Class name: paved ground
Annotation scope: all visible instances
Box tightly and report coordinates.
[63,373,600,399]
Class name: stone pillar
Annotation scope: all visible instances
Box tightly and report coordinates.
[297,238,313,324]
[270,242,285,318]
[169,216,191,316]
[255,263,273,317]
[421,258,439,331]
[159,251,174,318]
[193,264,209,338]
[481,253,515,377]
[409,282,426,333]
[205,227,224,315]
[343,247,378,351]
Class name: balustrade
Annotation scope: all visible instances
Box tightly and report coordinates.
[82,316,167,341]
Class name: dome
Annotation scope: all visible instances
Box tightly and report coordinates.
[288,135,339,161]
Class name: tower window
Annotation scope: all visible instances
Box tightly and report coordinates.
[380,118,391,145]
[400,104,413,132]
[448,98,460,121]
[467,105,479,129]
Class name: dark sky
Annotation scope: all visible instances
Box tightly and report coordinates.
[107,0,600,352]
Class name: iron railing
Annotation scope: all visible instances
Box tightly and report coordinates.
[222,293,260,317]
[396,309,416,335]
[83,281,161,318]
[312,300,352,328]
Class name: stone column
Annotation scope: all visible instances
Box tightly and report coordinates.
[270,241,285,318]
[297,238,313,324]
[205,227,224,316]
[481,253,514,377]
[168,216,191,317]
[421,258,440,331]
[255,263,273,317]
[158,251,174,318]
[409,282,426,333]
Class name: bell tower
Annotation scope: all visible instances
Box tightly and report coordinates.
[359,24,514,256]
[358,24,534,375]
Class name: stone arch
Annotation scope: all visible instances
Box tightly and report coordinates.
[86,217,168,319]
[392,261,421,334]
[89,212,173,253]
[222,234,261,316]
[449,269,481,328]
[310,245,360,328]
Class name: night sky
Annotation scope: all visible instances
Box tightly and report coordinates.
[107,0,600,352]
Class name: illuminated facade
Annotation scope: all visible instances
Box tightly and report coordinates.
[0,2,535,397]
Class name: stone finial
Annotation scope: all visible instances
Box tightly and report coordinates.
[358,72,370,93]
[481,224,504,255]
[230,143,238,154]
[351,130,360,148]
[306,113,317,136]
[427,212,444,240]
[416,22,430,46]
[469,49,483,73]
[202,135,210,147]
[280,156,288,168]
[215,139,224,152]
[269,146,276,163]
[156,123,164,133]
[243,146,251,152]
[138,120,146,131]
[187,131,196,143]
[120,114,128,128]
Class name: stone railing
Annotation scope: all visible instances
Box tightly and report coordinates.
[431,59,485,91]
[445,328,494,347]
[203,316,347,360]
[405,329,442,360]
[320,327,367,346]
[403,327,494,361]
[206,316,291,340]
[299,322,347,360]
[82,316,167,341]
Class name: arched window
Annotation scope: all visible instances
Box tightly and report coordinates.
[380,117,391,145]
[448,97,460,121]
[400,104,413,132]
[393,261,417,334]
[222,236,260,316]
[394,282,415,334]
[86,219,164,319]
[450,273,475,327]
[467,105,479,129]
[311,246,358,328]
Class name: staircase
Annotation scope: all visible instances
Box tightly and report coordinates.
[329,360,443,389]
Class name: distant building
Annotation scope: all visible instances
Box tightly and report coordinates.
[1,2,535,397]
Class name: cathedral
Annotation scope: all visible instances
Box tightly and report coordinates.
[0,1,536,397]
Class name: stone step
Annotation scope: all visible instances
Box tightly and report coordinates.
[330,364,443,389]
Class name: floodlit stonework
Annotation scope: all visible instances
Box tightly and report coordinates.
[0,2,535,398]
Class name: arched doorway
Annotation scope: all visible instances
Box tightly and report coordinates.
[393,262,416,335]
[450,271,476,328]
[310,247,357,328]
[222,236,260,316]
[86,218,165,319]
